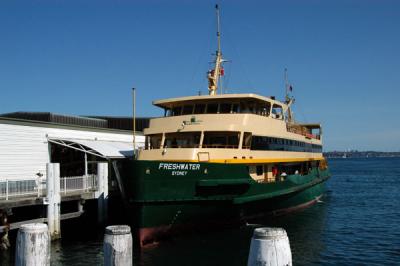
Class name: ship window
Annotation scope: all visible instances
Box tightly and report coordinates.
[256,165,263,176]
[172,106,182,116]
[271,104,283,120]
[231,103,239,113]
[261,103,271,116]
[243,132,252,149]
[164,108,172,117]
[164,132,201,148]
[194,104,206,114]
[251,136,269,150]
[203,131,240,149]
[228,135,239,146]
[182,105,194,115]
[255,104,264,115]
[146,134,162,149]
[219,103,231,113]
[240,102,251,113]
[206,103,218,113]
[240,102,256,114]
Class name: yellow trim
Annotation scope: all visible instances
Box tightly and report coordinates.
[141,157,325,164]
[220,157,324,164]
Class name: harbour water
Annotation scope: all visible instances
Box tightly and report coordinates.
[1,158,399,265]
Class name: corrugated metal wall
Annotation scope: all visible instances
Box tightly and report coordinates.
[1,112,108,128]
[1,112,151,131]
[0,121,144,180]
[0,123,49,180]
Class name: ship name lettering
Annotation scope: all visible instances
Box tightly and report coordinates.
[172,171,187,176]
[158,163,200,171]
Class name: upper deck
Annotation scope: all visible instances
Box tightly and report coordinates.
[153,93,289,121]
[153,93,287,109]
[148,93,321,140]
[140,93,323,159]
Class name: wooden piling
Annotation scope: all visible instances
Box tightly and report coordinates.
[104,225,132,266]
[247,227,292,266]
[15,223,50,266]
[97,162,109,227]
[46,163,61,240]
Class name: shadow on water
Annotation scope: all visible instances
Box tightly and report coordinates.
[137,199,329,266]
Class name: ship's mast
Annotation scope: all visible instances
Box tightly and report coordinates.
[207,4,224,96]
[284,68,295,123]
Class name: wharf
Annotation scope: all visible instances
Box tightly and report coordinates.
[0,165,109,239]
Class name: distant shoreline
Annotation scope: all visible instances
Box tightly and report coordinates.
[324,151,400,158]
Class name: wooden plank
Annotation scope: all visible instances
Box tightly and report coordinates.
[0,211,84,233]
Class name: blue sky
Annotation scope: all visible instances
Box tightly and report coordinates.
[1,1,399,151]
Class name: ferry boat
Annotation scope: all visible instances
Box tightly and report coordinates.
[122,5,330,246]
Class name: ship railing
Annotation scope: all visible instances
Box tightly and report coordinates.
[286,124,321,140]
[202,144,239,149]
[167,144,200,148]
[0,175,98,201]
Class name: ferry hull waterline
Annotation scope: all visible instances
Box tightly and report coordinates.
[124,5,330,246]
[122,160,330,246]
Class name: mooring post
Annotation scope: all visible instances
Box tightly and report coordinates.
[104,225,132,266]
[46,163,61,240]
[247,227,292,266]
[15,223,50,266]
[97,162,109,226]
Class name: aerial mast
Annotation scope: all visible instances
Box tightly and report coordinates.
[284,68,295,123]
[207,4,224,96]
[284,68,290,102]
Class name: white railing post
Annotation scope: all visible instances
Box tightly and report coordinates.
[37,176,41,198]
[84,175,88,192]
[6,180,8,201]
[64,177,67,195]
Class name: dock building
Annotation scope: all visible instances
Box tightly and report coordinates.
[0,112,147,246]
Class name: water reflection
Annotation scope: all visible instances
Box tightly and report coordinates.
[138,197,329,266]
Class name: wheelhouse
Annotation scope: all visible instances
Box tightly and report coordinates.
[155,94,283,120]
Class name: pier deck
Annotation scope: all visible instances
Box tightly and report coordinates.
[0,170,107,236]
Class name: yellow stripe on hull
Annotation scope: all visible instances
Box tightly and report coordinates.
[139,157,325,164]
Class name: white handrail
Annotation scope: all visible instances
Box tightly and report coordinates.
[60,175,97,194]
[0,175,98,201]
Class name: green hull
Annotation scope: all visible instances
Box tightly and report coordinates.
[120,160,330,245]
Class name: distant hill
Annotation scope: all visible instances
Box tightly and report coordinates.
[324,151,400,158]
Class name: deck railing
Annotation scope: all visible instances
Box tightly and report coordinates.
[202,144,239,149]
[0,179,39,200]
[287,124,321,140]
[60,175,97,194]
[0,175,98,201]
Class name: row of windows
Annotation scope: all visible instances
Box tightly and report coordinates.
[251,136,323,153]
[146,132,322,153]
[146,131,240,149]
[164,101,284,120]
